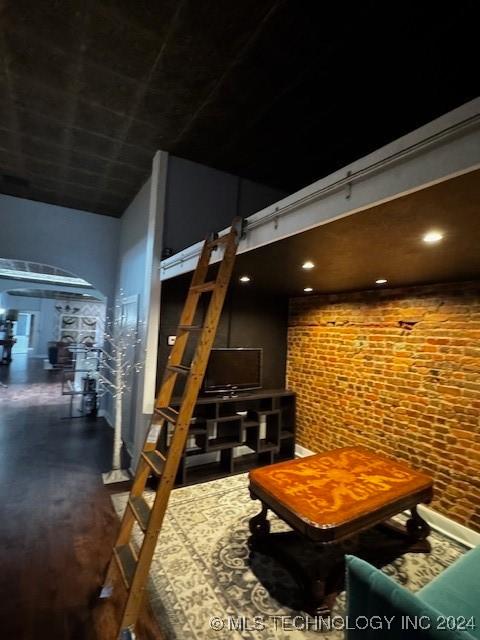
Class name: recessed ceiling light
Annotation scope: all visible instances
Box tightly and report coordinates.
[302,261,315,270]
[423,230,444,244]
[304,287,313,292]
[239,275,251,283]
[375,278,388,285]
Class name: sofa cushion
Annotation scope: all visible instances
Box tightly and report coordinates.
[417,546,480,640]
[346,555,474,639]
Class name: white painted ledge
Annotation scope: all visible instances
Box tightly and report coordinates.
[417,504,480,550]
[161,98,480,281]
[295,443,316,459]
[295,444,480,550]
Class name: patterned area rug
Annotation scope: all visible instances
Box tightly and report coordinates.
[111,474,467,640]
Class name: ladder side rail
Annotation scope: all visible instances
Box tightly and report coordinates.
[101,239,213,579]
[119,225,240,630]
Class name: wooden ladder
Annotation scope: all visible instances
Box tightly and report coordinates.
[101,217,243,639]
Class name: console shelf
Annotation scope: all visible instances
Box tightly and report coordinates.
[157,389,296,487]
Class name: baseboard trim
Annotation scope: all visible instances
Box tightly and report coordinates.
[294,443,479,550]
[417,504,480,549]
[295,443,314,458]
[98,409,114,428]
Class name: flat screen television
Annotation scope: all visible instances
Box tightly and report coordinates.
[203,348,263,394]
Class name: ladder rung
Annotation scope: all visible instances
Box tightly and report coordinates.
[178,324,203,333]
[167,364,190,376]
[141,450,166,476]
[190,281,216,293]
[128,496,151,532]
[207,235,230,249]
[113,544,137,589]
[155,406,178,423]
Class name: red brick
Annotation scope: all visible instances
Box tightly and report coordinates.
[287,280,480,533]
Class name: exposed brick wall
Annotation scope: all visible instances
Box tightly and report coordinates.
[287,281,480,532]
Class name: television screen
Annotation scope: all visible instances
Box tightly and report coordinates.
[204,348,262,394]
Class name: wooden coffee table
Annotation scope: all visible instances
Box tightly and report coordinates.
[248,447,433,614]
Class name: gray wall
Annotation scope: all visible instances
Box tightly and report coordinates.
[114,178,152,450]
[238,177,287,220]
[116,179,151,304]
[157,276,288,394]
[0,193,120,299]
[163,156,286,254]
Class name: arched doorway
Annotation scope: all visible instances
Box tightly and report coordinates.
[0,258,106,401]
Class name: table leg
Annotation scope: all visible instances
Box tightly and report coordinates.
[406,505,431,541]
[249,502,270,539]
[376,505,431,553]
[305,545,354,617]
[307,576,329,617]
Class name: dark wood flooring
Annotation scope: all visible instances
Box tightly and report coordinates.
[0,356,162,640]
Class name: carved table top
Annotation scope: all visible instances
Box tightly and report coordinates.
[249,447,433,542]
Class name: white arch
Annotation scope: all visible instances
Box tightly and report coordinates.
[0,258,105,301]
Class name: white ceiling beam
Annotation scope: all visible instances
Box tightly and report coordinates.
[160,98,480,281]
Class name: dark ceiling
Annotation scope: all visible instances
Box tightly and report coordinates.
[0,1,478,217]
[230,169,480,296]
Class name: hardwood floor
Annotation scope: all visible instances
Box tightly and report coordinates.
[0,356,162,639]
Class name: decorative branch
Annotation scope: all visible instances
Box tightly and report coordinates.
[86,290,145,478]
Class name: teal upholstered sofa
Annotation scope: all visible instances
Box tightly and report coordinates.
[345,547,480,639]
